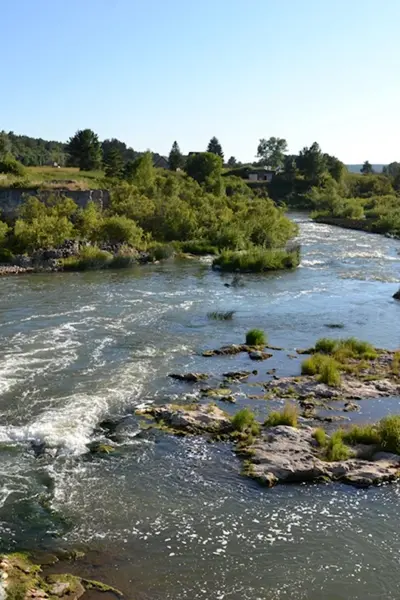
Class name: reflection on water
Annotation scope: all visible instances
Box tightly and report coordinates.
[0,215,400,598]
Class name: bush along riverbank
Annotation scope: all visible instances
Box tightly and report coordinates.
[132,331,400,488]
[0,153,299,275]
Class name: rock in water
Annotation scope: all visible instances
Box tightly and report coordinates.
[393,288,400,300]
[137,403,232,434]
[169,372,208,383]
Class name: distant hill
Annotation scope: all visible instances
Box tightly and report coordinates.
[346,164,385,174]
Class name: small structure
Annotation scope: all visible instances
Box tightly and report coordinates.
[153,155,169,169]
[247,166,276,182]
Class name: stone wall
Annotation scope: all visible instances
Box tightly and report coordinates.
[0,188,110,218]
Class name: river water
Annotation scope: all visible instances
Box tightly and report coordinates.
[0,214,400,599]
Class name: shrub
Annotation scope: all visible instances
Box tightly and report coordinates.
[392,352,400,375]
[63,246,112,271]
[0,220,9,245]
[149,243,175,261]
[342,424,380,446]
[246,329,266,346]
[264,403,298,427]
[377,415,400,454]
[0,153,26,176]
[207,310,235,321]
[180,240,219,255]
[213,247,300,273]
[315,337,338,354]
[109,246,138,269]
[231,408,258,432]
[313,428,327,447]
[336,338,377,360]
[0,247,14,264]
[325,431,351,461]
[301,353,326,375]
[98,215,144,247]
[318,359,341,386]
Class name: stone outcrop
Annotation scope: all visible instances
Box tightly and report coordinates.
[246,425,400,488]
[0,188,109,218]
[137,403,232,434]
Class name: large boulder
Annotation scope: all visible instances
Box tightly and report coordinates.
[137,403,232,434]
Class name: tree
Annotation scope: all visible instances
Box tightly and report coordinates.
[256,137,288,169]
[104,147,124,178]
[66,129,103,171]
[98,215,144,246]
[123,152,155,190]
[361,161,374,175]
[227,156,237,168]
[168,141,184,171]
[296,142,327,183]
[207,137,224,160]
[324,154,345,182]
[184,152,223,184]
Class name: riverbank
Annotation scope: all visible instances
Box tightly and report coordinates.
[313,214,400,239]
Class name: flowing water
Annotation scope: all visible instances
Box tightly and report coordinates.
[0,214,400,599]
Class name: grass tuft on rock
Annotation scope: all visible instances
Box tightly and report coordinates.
[342,424,380,446]
[264,403,298,428]
[302,354,341,386]
[245,329,267,346]
[62,247,113,271]
[313,336,377,361]
[315,337,338,354]
[313,427,327,447]
[325,430,351,461]
[231,408,260,436]
[378,415,400,454]
[213,247,300,273]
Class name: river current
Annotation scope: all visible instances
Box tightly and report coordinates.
[0,214,400,599]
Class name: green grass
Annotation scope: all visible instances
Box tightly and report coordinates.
[0,166,105,190]
[301,354,341,386]
[342,424,380,446]
[213,247,300,273]
[149,243,175,261]
[392,351,400,375]
[315,337,338,354]
[62,246,113,271]
[378,415,400,454]
[264,403,298,427]
[318,359,341,386]
[325,430,351,461]
[207,310,235,321]
[180,240,219,255]
[313,337,378,361]
[313,427,327,447]
[246,329,267,346]
[231,408,259,433]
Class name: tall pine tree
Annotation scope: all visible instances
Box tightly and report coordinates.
[168,141,184,171]
[104,147,124,178]
[207,137,224,160]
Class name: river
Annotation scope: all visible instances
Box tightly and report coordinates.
[0,214,400,599]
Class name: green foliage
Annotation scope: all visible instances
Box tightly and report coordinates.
[149,243,175,261]
[0,247,14,263]
[76,200,103,241]
[265,403,298,427]
[377,416,400,454]
[207,136,224,160]
[227,156,238,167]
[104,146,124,178]
[301,354,341,386]
[0,153,26,176]
[231,408,258,432]
[318,359,341,386]
[14,195,77,251]
[246,329,266,346]
[361,160,374,175]
[168,141,184,171]
[124,151,155,189]
[66,129,103,171]
[342,424,380,446]
[98,215,144,247]
[185,152,223,184]
[214,247,300,272]
[63,246,112,271]
[180,240,219,255]
[109,245,138,268]
[296,142,327,184]
[325,431,351,461]
[392,352,400,375]
[257,137,287,169]
[0,220,9,244]
[0,130,66,166]
[207,310,235,321]
[315,338,338,354]
[313,428,327,447]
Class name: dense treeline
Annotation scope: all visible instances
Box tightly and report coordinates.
[0,152,299,271]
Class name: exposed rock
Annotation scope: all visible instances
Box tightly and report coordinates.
[313,414,350,423]
[249,351,273,361]
[169,372,208,383]
[223,371,251,381]
[137,403,232,434]
[203,344,248,357]
[201,388,236,402]
[245,425,400,488]
[264,374,400,401]
[344,401,360,412]
[393,288,400,300]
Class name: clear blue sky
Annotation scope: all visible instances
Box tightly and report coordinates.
[2,0,399,163]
